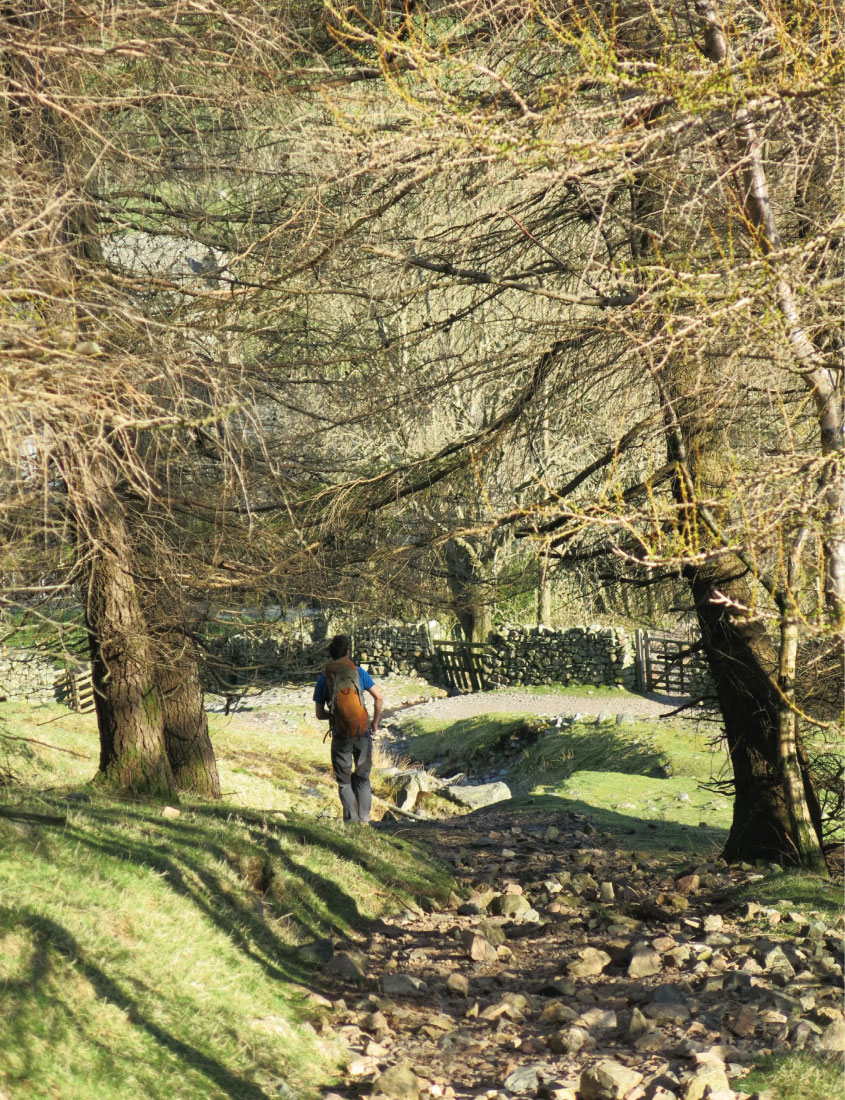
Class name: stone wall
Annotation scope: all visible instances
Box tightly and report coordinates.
[0,622,701,702]
[484,625,637,689]
[354,623,434,678]
[208,623,640,690]
[0,648,66,705]
[205,622,435,686]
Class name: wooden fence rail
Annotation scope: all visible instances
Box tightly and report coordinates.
[63,667,96,713]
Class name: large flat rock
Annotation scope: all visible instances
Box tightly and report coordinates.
[445,782,511,809]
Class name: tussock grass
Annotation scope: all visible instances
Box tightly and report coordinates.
[735,1051,844,1100]
[0,698,451,1100]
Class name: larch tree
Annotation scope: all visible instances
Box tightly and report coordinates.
[305,0,842,868]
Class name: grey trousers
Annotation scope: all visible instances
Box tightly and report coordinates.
[330,733,373,822]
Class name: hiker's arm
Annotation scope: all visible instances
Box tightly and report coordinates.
[367,684,383,734]
[315,701,329,721]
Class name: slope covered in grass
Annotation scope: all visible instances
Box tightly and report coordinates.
[401,710,734,857]
[0,699,451,1100]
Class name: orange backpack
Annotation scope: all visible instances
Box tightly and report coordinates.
[325,656,370,737]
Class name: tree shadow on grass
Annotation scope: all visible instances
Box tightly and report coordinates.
[56,807,349,988]
[0,907,277,1100]
[29,796,442,1003]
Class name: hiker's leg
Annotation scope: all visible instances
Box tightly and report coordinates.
[330,736,360,822]
[351,735,373,823]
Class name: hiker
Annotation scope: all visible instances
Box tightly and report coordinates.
[314,634,383,824]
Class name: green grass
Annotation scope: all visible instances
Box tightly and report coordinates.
[732,870,843,925]
[401,710,734,857]
[734,1052,844,1100]
[0,609,87,661]
[0,697,452,1100]
[399,712,548,772]
[503,682,637,699]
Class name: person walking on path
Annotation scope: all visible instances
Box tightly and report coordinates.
[314,634,383,824]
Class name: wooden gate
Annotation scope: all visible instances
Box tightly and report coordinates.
[62,667,96,713]
[636,629,707,695]
[433,641,488,693]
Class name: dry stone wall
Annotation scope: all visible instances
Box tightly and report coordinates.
[1,622,655,702]
[484,625,637,689]
[0,648,66,705]
[207,623,638,690]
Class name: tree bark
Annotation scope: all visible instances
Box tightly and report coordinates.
[537,548,552,627]
[81,489,176,798]
[159,638,221,798]
[445,536,493,643]
[685,560,824,865]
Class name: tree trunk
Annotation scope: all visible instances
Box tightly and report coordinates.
[537,548,552,627]
[686,562,824,866]
[82,493,176,798]
[445,537,493,643]
[159,639,221,798]
[626,72,826,868]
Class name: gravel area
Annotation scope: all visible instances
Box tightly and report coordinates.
[206,679,696,727]
[389,687,693,727]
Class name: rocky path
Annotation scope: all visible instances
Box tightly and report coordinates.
[312,807,844,1100]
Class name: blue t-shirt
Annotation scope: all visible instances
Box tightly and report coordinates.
[313,665,374,706]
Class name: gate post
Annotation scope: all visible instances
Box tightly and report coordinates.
[634,629,646,693]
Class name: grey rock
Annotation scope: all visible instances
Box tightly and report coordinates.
[479,919,506,946]
[446,972,469,997]
[445,782,511,809]
[577,1007,617,1032]
[628,948,662,978]
[579,1060,643,1100]
[681,1064,730,1100]
[644,1001,691,1024]
[460,930,498,964]
[380,973,428,995]
[298,938,334,964]
[567,947,611,978]
[626,1007,650,1040]
[816,1017,845,1053]
[664,945,692,968]
[652,983,689,1005]
[372,1061,422,1100]
[325,950,367,982]
[503,1066,540,1094]
[491,894,533,919]
[548,1025,591,1054]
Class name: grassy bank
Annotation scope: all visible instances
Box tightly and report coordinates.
[400,709,734,857]
[0,697,451,1100]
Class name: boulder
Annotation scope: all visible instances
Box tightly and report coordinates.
[446,971,470,997]
[460,930,498,964]
[681,1063,730,1100]
[371,1061,423,1100]
[445,782,512,810]
[325,951,367,982]
[579,1060,643,1100]
[628,948,662,978]
[503,1066,539,1094]
[567,947,611,978]
[380,973,428,995]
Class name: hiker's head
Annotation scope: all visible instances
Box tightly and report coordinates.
[328,634,351,661]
